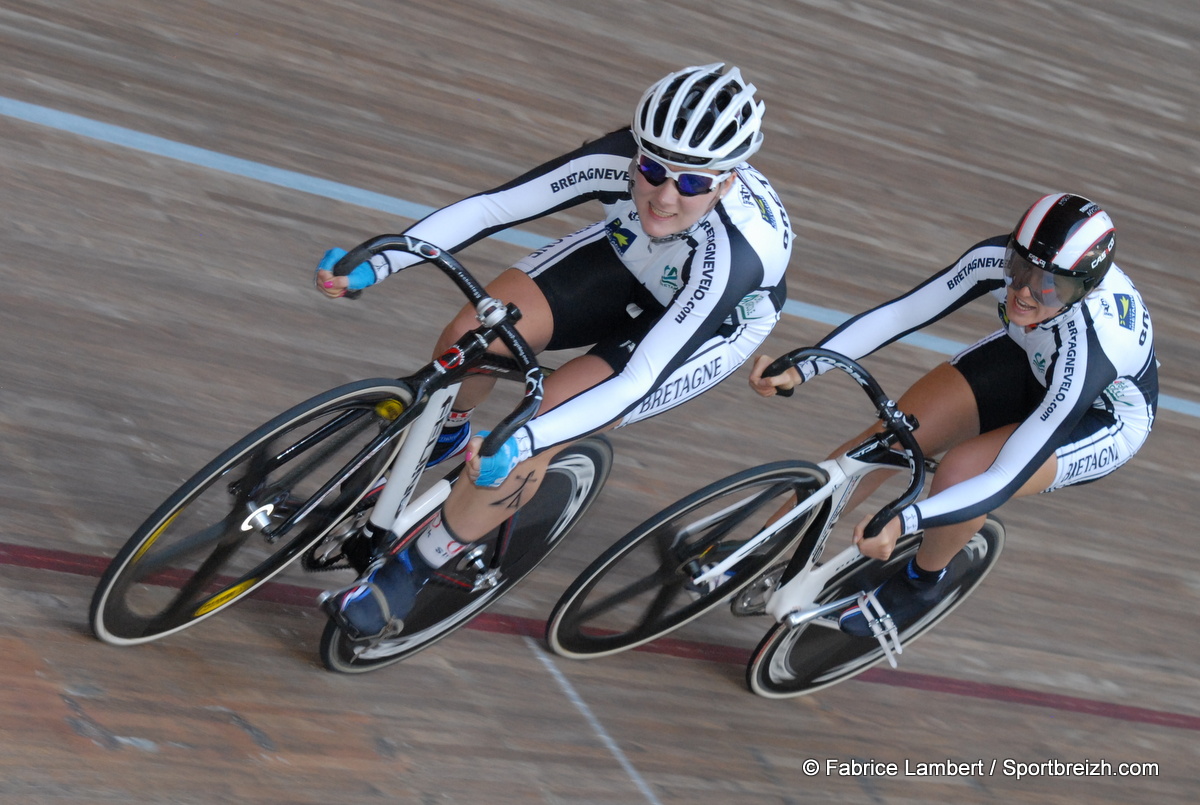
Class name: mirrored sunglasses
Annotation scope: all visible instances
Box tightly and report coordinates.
[636,153,731,197]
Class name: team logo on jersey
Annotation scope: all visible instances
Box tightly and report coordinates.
[605,218,637,254]
[736,291,766,320]
[1105,377,1137,407]
[737,185,777,228]
[660,265,681,291]
[1032,351,1047,375]
[754,195,777,227]
[1114,294,1136,330]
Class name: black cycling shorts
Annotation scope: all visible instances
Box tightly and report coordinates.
[522,231,666,372]
[950,332,1045,434]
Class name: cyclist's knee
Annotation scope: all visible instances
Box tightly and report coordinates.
[929,445,987,493]
[433,306,480,356]
[894,364,981,452]
[930,425,1018,494]
[540,355,615,411]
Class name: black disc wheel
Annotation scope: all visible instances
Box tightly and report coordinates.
[746,516,1005,698]
[546,461,827,659]
[89,380,413,644]
[320,436,613,673]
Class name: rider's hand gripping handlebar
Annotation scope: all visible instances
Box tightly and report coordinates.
[766,347,925,540]
[760,352,799,397]
[332,235,544,458]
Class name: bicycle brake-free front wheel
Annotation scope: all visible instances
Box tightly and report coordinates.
[319,435,613,673]
[89,379,414,645]
[746,515,1005,698]
[546,461,827,659]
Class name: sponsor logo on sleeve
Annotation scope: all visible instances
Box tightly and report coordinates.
[1038,320,1078,422]
[1059,443,1120,483]
[635,356,724,416]
[672,222,719,323]
[550,166,630,193]
[737,184,778,228]
[946,255,1005,290]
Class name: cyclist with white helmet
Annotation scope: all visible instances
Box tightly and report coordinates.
[317,63,793,639]
[750,193,1156,635]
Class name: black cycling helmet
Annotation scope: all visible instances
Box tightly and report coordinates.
[1006,193,1116,305]
[632,63,765,170]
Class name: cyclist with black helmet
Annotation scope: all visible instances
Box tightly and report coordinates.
[317,63,793,639]
[750,193,1156,635]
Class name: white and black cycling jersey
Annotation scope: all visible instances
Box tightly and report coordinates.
[813,234,1157,533]
[371,128,793,454]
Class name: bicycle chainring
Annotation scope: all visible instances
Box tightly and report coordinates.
[302,522,378,574]
[730,561,788,617]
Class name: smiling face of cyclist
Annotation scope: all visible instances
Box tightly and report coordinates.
[1005,272,1064,326]
[1003,241,1091,326]
[631,152,735,238]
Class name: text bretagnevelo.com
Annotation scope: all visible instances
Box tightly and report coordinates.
[806,758,1159,780]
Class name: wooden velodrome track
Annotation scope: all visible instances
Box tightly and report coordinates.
[1,1,1197,802]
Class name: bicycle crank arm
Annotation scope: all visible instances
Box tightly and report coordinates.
[782,593,860,629]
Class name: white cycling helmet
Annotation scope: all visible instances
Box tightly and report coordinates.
[632,63,765,171]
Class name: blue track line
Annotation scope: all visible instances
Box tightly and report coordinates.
[3,95,1194,419]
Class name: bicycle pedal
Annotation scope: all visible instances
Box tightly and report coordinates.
[458,544,489,573]
[433,543,503,593]
[858,590,903,667]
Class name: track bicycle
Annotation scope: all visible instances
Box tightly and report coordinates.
[545,347,1003,697]
[89,235,612,673]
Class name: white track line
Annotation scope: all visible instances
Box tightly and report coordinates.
[524,637,663,805]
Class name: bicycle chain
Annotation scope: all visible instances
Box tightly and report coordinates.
[301,546,353,572]
[302,528,377,574]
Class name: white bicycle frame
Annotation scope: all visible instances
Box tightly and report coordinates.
[324,236,542,554]
[690,448,908,666]
[363,383,461,543]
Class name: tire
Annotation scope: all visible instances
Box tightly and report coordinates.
[546,461,828,659]
[746,515,1005,699]
[89,379,414,645]
[319,435,613,673]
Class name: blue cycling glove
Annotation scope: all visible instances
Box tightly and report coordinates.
[318,248,377,291]
[473,429,531,488]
